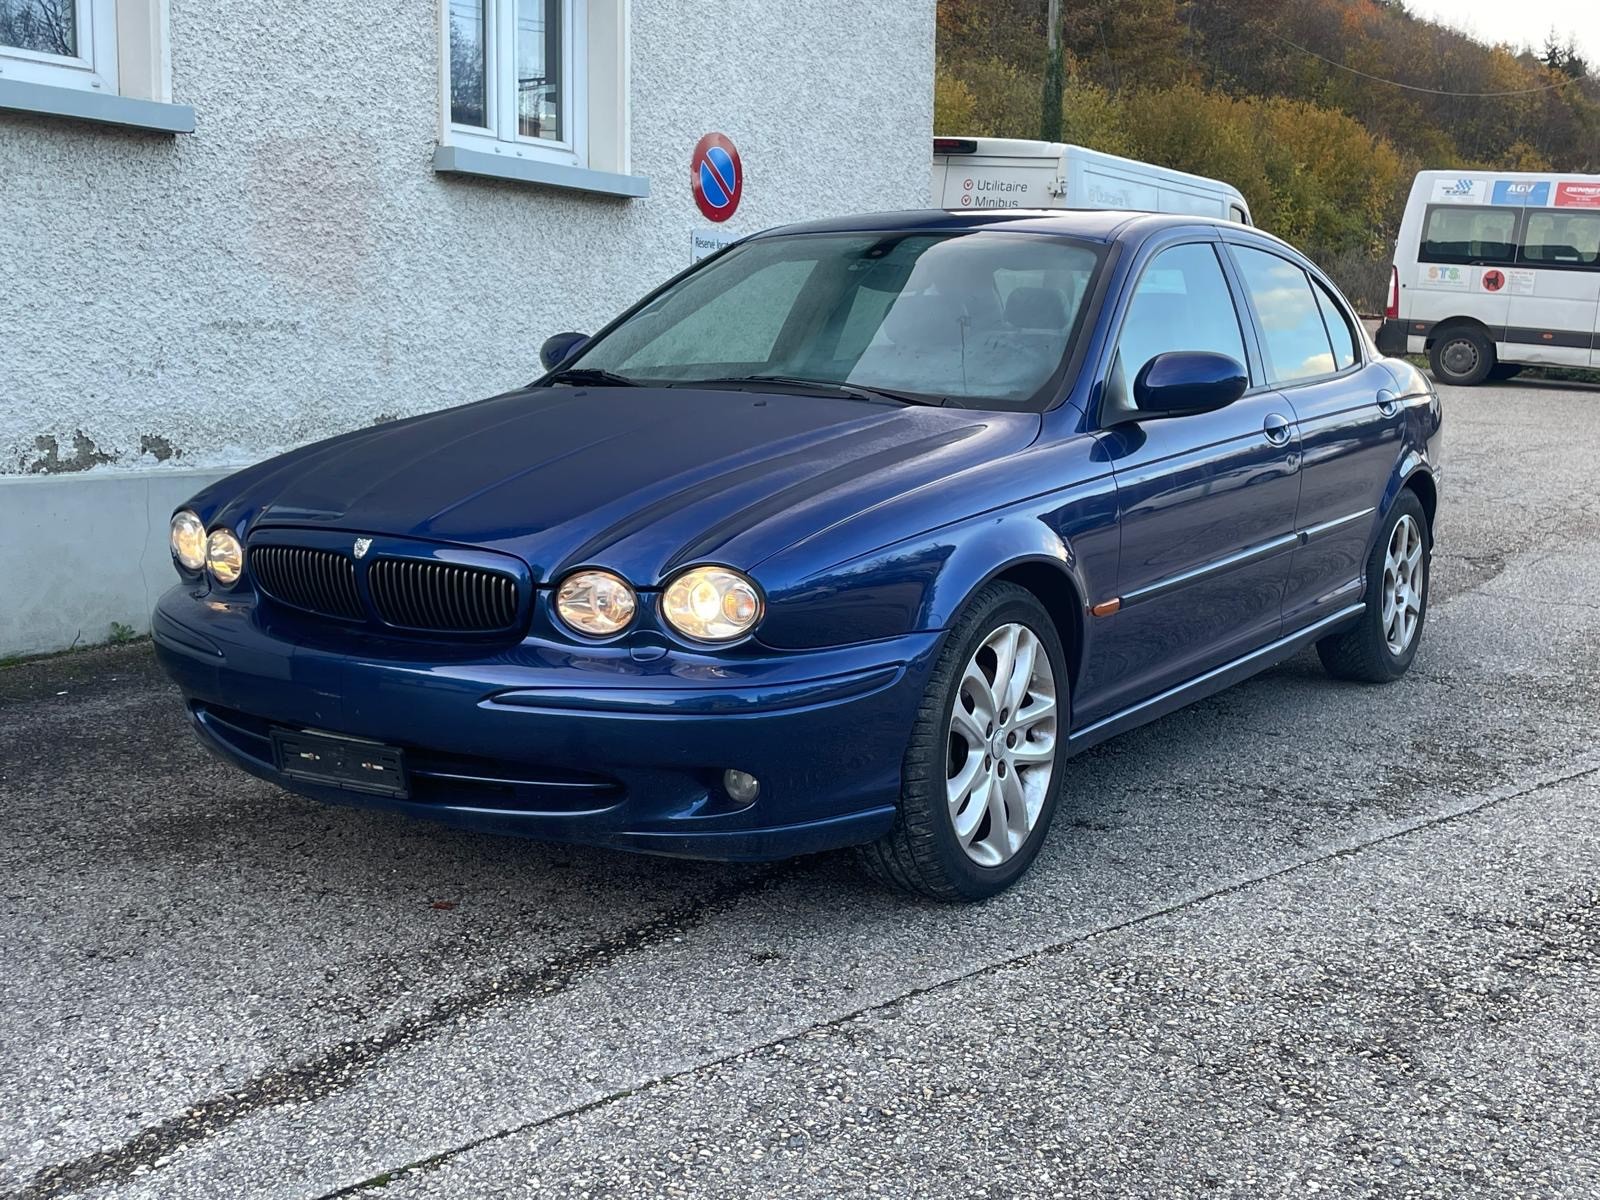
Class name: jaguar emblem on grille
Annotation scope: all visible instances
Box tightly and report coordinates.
[352,537,373,559]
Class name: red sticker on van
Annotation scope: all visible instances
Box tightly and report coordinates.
[1555,182,1600,208]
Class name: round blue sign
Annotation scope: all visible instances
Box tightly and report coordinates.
[691,133,743,222]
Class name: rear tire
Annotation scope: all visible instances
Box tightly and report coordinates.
[1428,327,1494,386]
[859,582,1068,901]
[1316,491,1430,683]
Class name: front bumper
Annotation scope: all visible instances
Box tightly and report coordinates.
[152,586,939,861]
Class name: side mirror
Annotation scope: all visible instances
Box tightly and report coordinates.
[1133,351,1248,417]
[539,331,590,372]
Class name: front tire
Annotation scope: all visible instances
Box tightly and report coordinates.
[1316,492,1430,683]
[1429,327,1494,386]
[859,582,1068,901]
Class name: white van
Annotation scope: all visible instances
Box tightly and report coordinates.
[931,137,1253,225]
[1377,169,1600,384]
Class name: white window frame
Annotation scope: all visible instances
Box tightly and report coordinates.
[0,0,118,92]
[440,0,589,169]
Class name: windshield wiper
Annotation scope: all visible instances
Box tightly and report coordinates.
[693,374,949,407]
[544,367,641,388]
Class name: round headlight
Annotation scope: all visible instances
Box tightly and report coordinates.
[205,529,244,587]
[662,567,763,642]
[556,569,637,637]
[170,510,207,572]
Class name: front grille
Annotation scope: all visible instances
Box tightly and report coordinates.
[251,545,364,621]
[368,559,519,632]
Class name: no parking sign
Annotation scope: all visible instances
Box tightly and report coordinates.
[691,132,742,223]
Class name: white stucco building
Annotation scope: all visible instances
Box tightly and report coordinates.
[0,0,935,656]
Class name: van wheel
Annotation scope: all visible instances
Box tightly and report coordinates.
[1428,327,1494,386]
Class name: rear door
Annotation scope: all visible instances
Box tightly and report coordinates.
[1510,206,1600,366]
[1225,241,1405,632]
[936,155,1061,211]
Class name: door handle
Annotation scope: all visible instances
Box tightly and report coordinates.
[1262,413,1293,446]
[1376,389,1399,416]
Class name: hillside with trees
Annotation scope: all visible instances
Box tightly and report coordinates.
[936,0,1600,308]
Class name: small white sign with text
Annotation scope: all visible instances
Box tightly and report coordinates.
[691,228,739,263]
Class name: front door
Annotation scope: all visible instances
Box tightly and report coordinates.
[1077,240,1301,725]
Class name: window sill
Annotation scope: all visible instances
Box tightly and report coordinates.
[0,77,194,133]
[433,144,649,199]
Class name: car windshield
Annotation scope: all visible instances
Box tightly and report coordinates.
[563,230,1105,410]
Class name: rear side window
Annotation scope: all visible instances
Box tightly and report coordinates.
[1116,242,1248,387]
[1519,210,1600,267]
[1230,247,1336,386]
[1420,205,1516,265]
[1312,280,1359,371]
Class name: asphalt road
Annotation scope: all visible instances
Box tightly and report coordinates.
[3,379,1599,1199]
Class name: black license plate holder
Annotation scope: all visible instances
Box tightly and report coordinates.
[272,728,408,798]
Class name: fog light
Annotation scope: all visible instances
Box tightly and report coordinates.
[723,769,760,804]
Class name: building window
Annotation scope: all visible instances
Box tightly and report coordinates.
[446,0,584,165]
[0,0,118,92]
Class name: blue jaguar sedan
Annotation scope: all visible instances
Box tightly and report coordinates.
[153,209,1441,900]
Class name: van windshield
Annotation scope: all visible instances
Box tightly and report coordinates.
[563,231,1105,411]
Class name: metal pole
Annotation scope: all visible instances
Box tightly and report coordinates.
[1040,0,1064,142]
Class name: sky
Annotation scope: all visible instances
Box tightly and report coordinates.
[1404,0,1598,64]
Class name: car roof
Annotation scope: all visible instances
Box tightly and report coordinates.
[753,208,1244,245]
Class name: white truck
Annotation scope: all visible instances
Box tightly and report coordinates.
[931,137,1253,225]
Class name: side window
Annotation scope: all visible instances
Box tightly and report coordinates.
[1518,210,1600,267]
[0,0,174,108]
[1420,205,1517,265]
[1231,247,1336,386]
[1115,243,1248,398]
[1312,279,1359,371]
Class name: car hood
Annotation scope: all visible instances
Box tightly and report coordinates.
[225,386,1041,583]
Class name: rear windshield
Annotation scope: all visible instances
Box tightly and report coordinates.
[567,230,1106,410]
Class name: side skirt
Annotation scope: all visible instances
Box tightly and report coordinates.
[1067,603,1365,756]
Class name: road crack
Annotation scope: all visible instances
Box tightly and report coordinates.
[14,867,793,1200]
[307,754,1600,1197]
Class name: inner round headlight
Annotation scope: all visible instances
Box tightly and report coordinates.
[662,567,763,642]
[556,569,637,637]
[205,529,244,587]
[170,510,207,572]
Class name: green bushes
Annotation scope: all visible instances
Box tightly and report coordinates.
[935,0,1600,311]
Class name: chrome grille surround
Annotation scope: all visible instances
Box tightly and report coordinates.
[245,534,527,637]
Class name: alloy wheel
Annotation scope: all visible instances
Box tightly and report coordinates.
[946,623,1059,867]
[1382,513,1425,655]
